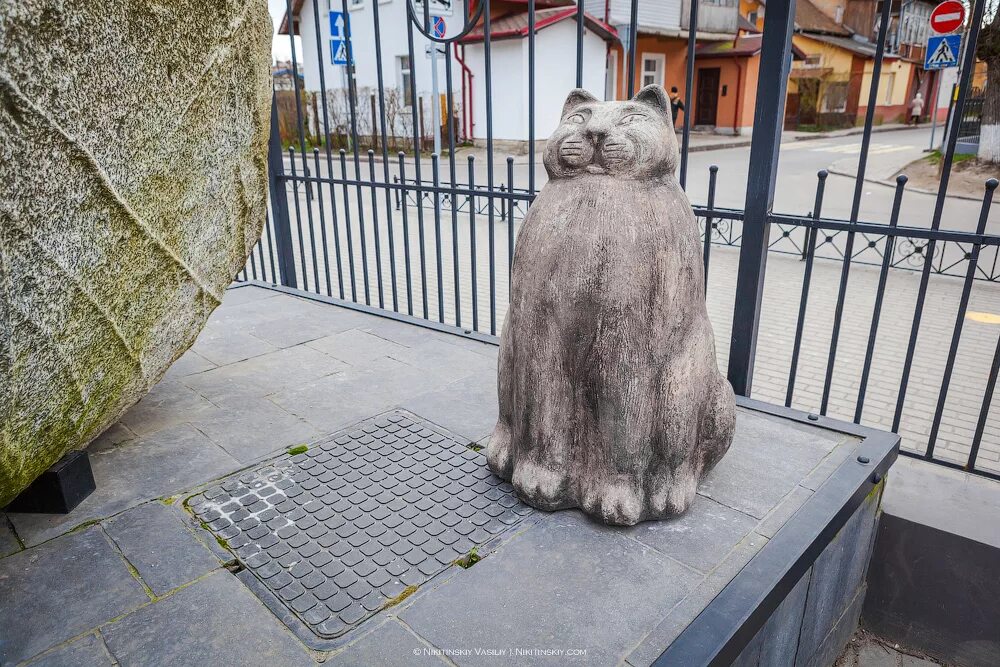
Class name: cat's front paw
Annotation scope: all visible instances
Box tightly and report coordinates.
[581,480,645,526]
[512,461,570,511]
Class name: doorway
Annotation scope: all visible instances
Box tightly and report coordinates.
[696,67,720,126]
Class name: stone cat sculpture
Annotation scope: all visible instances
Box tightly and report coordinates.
[487,85,736,526]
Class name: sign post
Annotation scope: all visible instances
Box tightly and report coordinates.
[429,16,446,155]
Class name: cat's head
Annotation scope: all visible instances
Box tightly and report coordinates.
[544,85,678,181]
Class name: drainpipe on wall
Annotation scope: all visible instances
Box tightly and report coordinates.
[733,58,744,135]
[454,43,474,141]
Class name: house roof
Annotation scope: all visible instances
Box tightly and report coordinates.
[278,0,574,35]
[695,33,807,59]
[794,0,851,36]
[800,32,898,59]
[458,7,618,44]
[737,15,760,34]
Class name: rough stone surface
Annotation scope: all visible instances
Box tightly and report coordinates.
[488,86,735,525]
[0,0,273,505]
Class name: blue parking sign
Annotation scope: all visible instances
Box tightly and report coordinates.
[924,34,961,70]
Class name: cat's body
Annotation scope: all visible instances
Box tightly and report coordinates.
[487,86,735,526]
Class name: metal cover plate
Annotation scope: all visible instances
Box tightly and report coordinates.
[188,410,532,639]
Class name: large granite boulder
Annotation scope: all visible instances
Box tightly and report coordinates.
[0,1,272,506]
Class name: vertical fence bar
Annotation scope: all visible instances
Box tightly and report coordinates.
[288,148,310,291]
[507,157,516,282]
[968,333,1000,472]
[404,9,429,320]
[445,46,461,328]
[397,153,414,316]
[626,0,639,98]
[265,212,278,283]
[469,156,480,332]
[284,0,312,201]
[576,0,584,88]
[680,0,698,189]
[893,0,988,432]
[367,151,385,309]
[267,96,298,289]
[854,175,907,422]
[925,179,997,459]
[727,0,797,396]
[484,0,497,335]
[371,0,400,311]
[340,0,370,305]
[702,165,718,291]
[819,0,892,416]
[528,0,536,195]
[785,171,827,407]
[312,149,333,297]
[339,149,359,302]
[432,154,445,323]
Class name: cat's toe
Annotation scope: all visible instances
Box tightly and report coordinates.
[512,461,568,511]
[486,421,514,480]
[583,481,644,526]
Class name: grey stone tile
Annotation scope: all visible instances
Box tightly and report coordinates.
[221,285,281,306]
[307,328,410,365]
[189,397,321,463]
[0,528,148,664]
[183,344,346,403]
[360,317,463,348]
[756,485,814,539]
[101,571,313,666]
[899,654,938,667]
[272,357,448,434]
[162,348,217,379]
[626,534,767,666]
[88,423,138,453]
[388,339,496,384]
[699,411,847,519]
[402,511,700,666]
[10,424,239,547]
[400,386,498,443]
[191,327,279,366]
[210,294,370,349]
[757,568,811,667]
[118,381,220,438]
[24,633,114,667]
[801,439,857,492]
[797,492,880,662]
[104,503,220,596]
[327,621,445,666]
[629,494,759,573]
[0,517,21,558]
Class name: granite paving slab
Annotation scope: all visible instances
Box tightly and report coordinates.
[0,518,20,558]
[325,621,447,666]
[0,528,148,664]
[188,410,533,641]
[103,502,221,596]
[401,510,702,666]
[101,570,313,666]
[24,633,115,667]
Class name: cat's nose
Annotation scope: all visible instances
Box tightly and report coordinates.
[585,126,608,142]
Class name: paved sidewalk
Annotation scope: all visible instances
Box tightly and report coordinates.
[0,287,862,666]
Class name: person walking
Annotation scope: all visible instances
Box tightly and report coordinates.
[909,92,924,125]
[669,86,685,127]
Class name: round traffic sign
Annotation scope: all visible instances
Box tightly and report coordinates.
[929,0,965,34]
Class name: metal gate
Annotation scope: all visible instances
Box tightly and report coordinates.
[244,0,1000,479]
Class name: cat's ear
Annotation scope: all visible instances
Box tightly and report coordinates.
[562,88,598,117]
[631,84,669,116]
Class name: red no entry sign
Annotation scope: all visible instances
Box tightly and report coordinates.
[929,0,966,34]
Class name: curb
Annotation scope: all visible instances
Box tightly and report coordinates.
[790,124,916,143]
[826,168,986,202]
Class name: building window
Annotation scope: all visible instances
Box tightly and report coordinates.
[348,0,363,9]
[823,82,849,112]
[883,72,895,105]
[398,56,413,102]
[804,53,822,67]
[747,11,758,24]
[640,54,665,88]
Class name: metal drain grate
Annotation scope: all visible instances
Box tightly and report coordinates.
[188,410,532,639]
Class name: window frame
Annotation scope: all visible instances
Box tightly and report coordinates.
[639,53,665,89]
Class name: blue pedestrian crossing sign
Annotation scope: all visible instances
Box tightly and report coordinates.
[330,39,352,66]
[924,34,961,70]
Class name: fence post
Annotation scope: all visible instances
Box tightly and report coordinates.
[267,92,298,289]
[726,0,797,396]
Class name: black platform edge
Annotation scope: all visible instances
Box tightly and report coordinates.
[654,397,900,667]
[5,450,96,514]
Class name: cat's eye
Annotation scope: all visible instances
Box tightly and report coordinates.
[565,113,586,124]
[620,113,647,124]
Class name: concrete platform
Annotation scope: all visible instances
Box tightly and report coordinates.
[0,285,897,665]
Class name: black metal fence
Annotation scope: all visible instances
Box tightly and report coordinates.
[239,0,1000,481]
